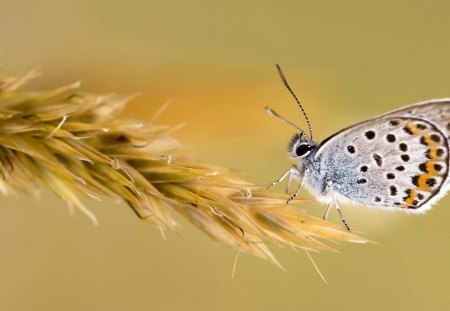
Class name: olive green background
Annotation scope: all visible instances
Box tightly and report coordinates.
[1,1,450,310]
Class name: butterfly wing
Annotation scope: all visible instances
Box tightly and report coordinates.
[314,98,450,212]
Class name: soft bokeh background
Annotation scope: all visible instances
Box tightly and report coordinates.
[1,1,450,310]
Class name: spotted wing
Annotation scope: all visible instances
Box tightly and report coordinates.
[314,99,450,212]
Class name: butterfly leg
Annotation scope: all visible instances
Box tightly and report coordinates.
[333,199,351,232]
[323,204,332,221]
[285,169,295,194]
[286,173,305,203]
[322,181,351,231]
[323,203,351,231]
[267,166,305,203]
[267,166,299,190]
[322,180,335,221]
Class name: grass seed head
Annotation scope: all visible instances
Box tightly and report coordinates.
[0,70,369,266]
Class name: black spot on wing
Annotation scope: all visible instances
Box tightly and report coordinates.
[365,131,375,139]
[390,186,397,196]
[419,163,427,173]
[404,126,414,135]
[420,137,428,145]
[386,134,396,142]
[431,134,441,143]
[389,120,399,126]
[386,173,395,180]
[416,123,427,130]
[373,154,382,167]
[427,178,437,187]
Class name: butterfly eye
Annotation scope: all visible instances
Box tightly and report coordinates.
[295,143,312,157]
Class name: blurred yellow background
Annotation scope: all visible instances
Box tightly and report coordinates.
[1,1,450,310]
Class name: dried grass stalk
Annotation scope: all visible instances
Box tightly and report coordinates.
[0,70,368,266]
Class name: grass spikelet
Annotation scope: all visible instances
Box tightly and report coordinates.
[0,70,369,266]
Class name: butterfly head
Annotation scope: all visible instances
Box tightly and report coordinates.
[266,106,316,159]
[288,132,316,160]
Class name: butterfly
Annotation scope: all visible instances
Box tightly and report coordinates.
[267,65,450,231]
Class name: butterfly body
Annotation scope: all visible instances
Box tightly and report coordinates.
[287,99,450,215]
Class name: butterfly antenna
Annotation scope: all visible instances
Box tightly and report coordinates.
[276,64,313,141]
[265,107,304,137]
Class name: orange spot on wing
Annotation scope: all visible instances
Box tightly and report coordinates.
[403,189,417,207]
[429,147,439,159]
[423,134,434,146]
[416,175,432,191]
[406,124,420,136]
[422,134,444,160]
[426,161,438,175]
